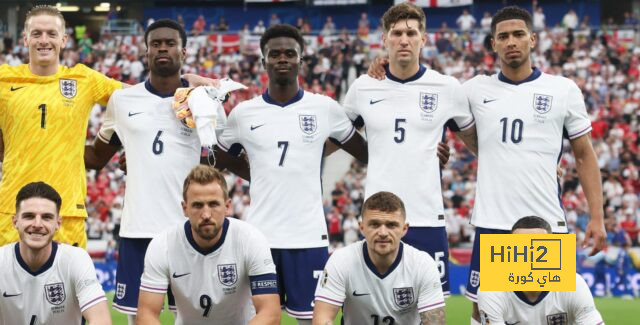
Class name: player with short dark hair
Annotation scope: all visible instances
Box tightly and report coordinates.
[477,216,604,325]
[0,182,110,325]
[345,1,477,297]
[462,7,605,323]
[313,191,445,324]
[137,165,280,325]
[84,18,248,324]
[217,24,367,323]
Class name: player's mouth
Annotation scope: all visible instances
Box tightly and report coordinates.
[155,56,172,63]
[37,48,53,54]
[505,50,521,58]
[26,231,47,239]
[274,66,291,72]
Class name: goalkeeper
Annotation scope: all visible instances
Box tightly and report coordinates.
[84,19,248,324]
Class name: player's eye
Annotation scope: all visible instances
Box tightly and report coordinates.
[285,50,297,57]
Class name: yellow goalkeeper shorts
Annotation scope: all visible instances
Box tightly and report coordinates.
[0,213,87,249]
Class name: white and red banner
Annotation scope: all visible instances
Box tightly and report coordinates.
[397,0,473,7]
[208,34,241,54]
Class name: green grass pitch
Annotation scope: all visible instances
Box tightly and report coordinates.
[105,292,638,324]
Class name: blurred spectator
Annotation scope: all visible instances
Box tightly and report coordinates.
[254,19,266,34]
[533,6,546,30]
[357,12,370,37]
[624,12,638,26]
[342,213,359,245]
[456,9,476,32]
[192,15,206,35]
[269,13,281,27]
[562,9,579,29]
[480,12,492,33]
[321,16,336,37]
[217,16,229,32]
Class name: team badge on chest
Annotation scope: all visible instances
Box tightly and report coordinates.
[419,92,438,113]
[60,79,77,99]
[299,115,317,135]
[533,94,552,114]
[546,312,568,325]
[218,264,238,286]
[44,282,66,305]
[393,287,415,309]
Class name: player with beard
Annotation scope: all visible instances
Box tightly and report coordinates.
[137,165,280,325]
[84,19,247,324]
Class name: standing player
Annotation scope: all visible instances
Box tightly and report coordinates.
[137,165,280,325]
[313,191,445,324]
[462,7,605,323]
[0,182,110,325]
[217,24,367,323]
[477,216,604,325]
[83,19,247,324]
[343,2,477,296]
[0,5,122,248]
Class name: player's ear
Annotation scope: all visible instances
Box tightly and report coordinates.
[530,31,537,49]
[490,36,496,52]
[55,213,62,231]
[401,221,409,237]
[225,198,232,217]
[181,201,187,215]
[12,213,18,229]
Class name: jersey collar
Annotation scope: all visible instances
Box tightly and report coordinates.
[144,78,189,98]
[184,218,229,255]
[15,241,58,276]
[385,65,427,84]
[262,88,304,107]
[362,241,404,279]
[498,67,542,85]
[514,290,550,306]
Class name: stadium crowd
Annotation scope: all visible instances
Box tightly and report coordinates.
[0,9,638,255]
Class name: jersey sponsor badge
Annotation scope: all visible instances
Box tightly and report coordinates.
[59,79,77,99]
[217,263,238,286]
[533,94,553,114]
[116,283,126,300]
[44,282,66,305]
[546,312,568,325]
[419,92,438,113]
[299,115,318,135]
[392,287,414,309]
[470,270,480,287]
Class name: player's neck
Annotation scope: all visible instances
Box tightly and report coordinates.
[500,62,533,83]
[388,62,420,80]
[267,83,299,104]
[522,290,542,302]
[368,247,399,275]
[29,62,59,76]
[149,74,183,95]
[19,242,53,272]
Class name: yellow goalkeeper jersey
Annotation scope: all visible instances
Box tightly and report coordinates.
[0,64,121,216]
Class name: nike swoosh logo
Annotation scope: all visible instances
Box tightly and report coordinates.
[369,99,385,105]
[250,124,265,131]
[172,272,190,278]
[483,98,498,104]
[128,112,143,117]
[3,292,22,297]
[352,290,370,297]
[10,86,25,91]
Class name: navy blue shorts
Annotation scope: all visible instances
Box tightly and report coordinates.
[465,227,567,302]
[113,238,175,314]
[402,226,450,295]
[271,247,329,319]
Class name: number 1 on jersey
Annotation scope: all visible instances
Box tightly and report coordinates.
[277,141,289,166]
[38,104,46,129]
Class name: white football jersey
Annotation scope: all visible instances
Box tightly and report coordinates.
[464,69,592,232]
[478,274,604,325]
[217,90,356,248]
[140,218,277,325]
[315,241,444,324]
[0,243,106,325]
[98,80,226,238]
[343,66,475,227]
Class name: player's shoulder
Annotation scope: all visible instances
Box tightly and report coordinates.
[402,242,436,264]
[463,73,493,87]
[302,90,337,106]
[0,243,14,261]
[227,217,261,236]
[477,287,508,301]
[230,94,264,114]
[329,240,363,264]
[423,68,460,86]
[111,81,146,98]
[351,73,381,88]
[0,64,28,78]
[539,71,579,89]
[56,243,92,264]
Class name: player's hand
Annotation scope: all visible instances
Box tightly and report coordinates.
[118,153,127,174]
[557,166,564,178]
[583,218,606,256]
[367,56,389,80]
[183,74,220,88]
[437,142,450,168]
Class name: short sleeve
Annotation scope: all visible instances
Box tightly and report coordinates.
[416,251,445,313]
[139,235,170,294]
[342,79,361,123]
[217,106,242,156]
[327,98,356,144]
[97,91,121,145]
[244,225,276,277]
[314,249,347,307]
[87,66,122,107]
[477,290,506,324]
[563,81,592,139]
[71,248,107,312]
[449,80,475,131]
[570,275,604,325]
